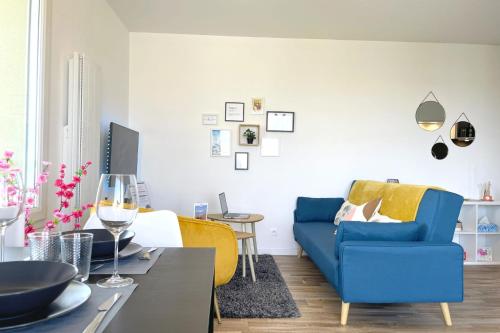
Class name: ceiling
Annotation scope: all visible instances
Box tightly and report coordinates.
[107,0,500,45]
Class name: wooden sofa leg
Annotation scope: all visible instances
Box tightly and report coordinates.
[440,303,452,326]
[297,244,303,258]
[214,291,221,324]
[340,302,350,326]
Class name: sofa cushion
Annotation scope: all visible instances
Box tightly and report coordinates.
[295,197,344,223]
[335,221,421,258]
[333,198,382,225]
[293,222,340,289]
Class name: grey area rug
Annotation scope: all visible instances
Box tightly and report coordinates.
[217,255,301,318]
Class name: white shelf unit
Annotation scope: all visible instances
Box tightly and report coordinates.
[453,201,500,265]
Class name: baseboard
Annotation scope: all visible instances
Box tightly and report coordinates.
[256,248,306,256]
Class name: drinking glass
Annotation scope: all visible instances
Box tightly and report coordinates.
[0,169,24,262]
[95,174,139,288]
[28,232,62,261]
[61,233,93,282]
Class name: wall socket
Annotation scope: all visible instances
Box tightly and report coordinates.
[270,228,278,237]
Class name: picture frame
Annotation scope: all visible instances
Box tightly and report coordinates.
[193,203,208,220]
[225,102,245,122]
[210,129,231,157]
[251,98,264,115]
[266,111,295,132]
[202,113,218,125]
[239,124,260,146]
[235,152,249,170]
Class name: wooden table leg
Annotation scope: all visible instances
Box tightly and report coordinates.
[242,239,246,278]
[251,222,258,263]
[246,240,256,282]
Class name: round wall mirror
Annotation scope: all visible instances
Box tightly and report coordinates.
[432,142,448,160]
[451,120,475,147]
[416,100,446,131]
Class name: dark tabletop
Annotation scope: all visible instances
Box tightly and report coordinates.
[89,248,215,333]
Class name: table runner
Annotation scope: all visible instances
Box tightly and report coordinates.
[90,248,165,275]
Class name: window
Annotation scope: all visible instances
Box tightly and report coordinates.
[0,0,46,210]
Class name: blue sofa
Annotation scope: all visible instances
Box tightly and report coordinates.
[293,180,464,326]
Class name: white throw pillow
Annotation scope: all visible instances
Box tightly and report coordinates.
[333,198,382,226]
[369,212,402,223]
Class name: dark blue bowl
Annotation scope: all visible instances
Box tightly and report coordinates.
[68,229,135,259]
[0,261,77,318]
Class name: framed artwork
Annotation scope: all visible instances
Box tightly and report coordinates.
[235,152,249,170]
[239,124,260,146]
[225,102,245,122]
[202,113,218,125]
[251,98,264,115]
[210,129,231,157]
[193,203,208,220]
[266,111,295,132]
[261,137,280,157]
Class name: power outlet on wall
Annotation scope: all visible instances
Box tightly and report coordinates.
[270,228,278,237]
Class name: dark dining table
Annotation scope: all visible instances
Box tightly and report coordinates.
[89,247,215,333]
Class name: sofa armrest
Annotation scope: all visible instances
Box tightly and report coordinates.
[338,241,463,303]
[295,197,344,223]
[335,222,421,258]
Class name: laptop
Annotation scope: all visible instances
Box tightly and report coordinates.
[219,193,250,219]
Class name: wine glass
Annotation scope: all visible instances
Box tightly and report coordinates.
[95,174,139,288]
[0,169,24,262]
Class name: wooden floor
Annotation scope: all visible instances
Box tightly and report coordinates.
[215,255,500,333]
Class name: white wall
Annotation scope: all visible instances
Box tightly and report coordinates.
[45,0,129,215]
[129,33,500,254]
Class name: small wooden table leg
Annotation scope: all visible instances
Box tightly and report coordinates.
[242,239,246,278]
[251,222,258,263]
[246,240,256,282]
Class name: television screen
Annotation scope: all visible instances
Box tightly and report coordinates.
[106,122,139,175]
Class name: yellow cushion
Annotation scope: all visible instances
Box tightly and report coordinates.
[177,216,238,287]
[348,180,442,221]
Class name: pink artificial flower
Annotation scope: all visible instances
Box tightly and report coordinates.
[26,197,35,206]
[74,223,81,230]
[73,176,81,183]
[4,151,14,159]
[61,201,69,208]
[72,210,83,219]
[54,179,63,187]
[36,174,48,184]
[60,163,66,169]
[0,161,9,170]
[25,225,35,234]
[53,211,65,219]
[66,182,76,190]
[55,190,65,197]
[45,221,55,230]
[61,214,71,223]
[64,191,74,199]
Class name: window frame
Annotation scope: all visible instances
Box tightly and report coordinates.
[25,0,48,222]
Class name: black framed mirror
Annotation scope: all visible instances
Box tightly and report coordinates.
[431,135,448,160]
[431,142,448,160]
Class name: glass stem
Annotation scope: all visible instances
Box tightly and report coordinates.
[112,232,120,279]
[0,226,6,262]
